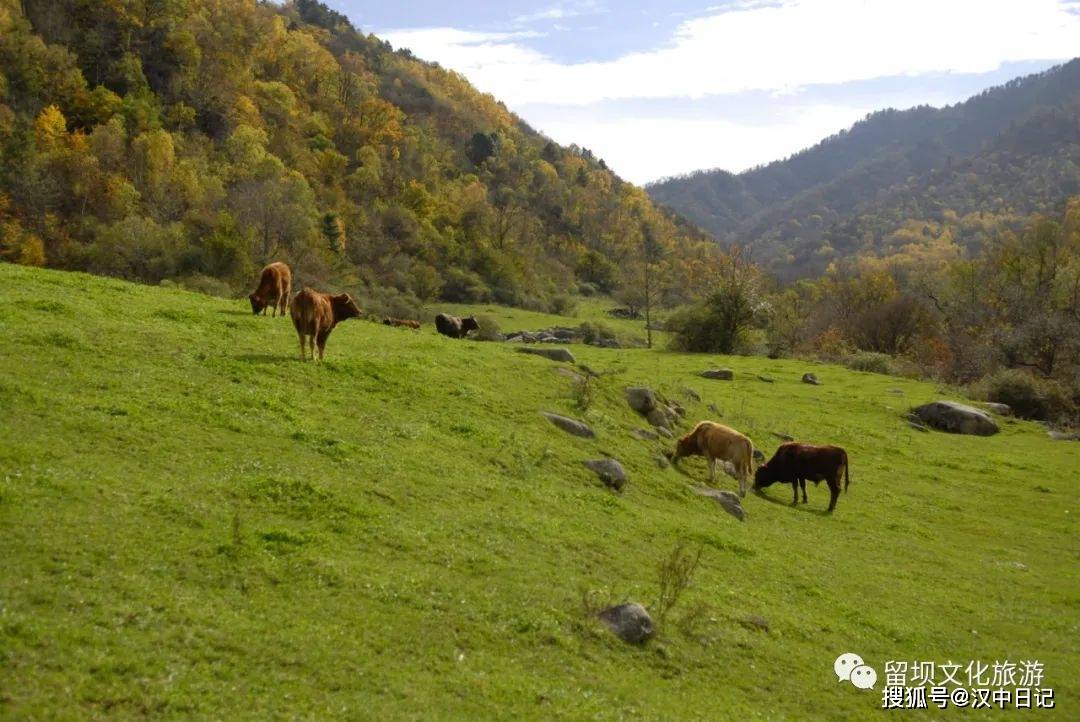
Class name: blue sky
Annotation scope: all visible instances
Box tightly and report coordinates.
[329,1,1079,184]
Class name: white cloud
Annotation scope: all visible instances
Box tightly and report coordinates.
[383,0,1079,106]
[379,0,1079,182]
[528,104,875,184]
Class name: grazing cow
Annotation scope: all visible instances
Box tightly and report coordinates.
[249,262,292,317]
[753,442,850,512]
[435,313,479,339]
[290,288,362,361]
[383,318,421,329]
[668,421,755,497]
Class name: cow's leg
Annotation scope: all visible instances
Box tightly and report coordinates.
[297,331,306,361]
[800,479,808,504]
[707,455,716,484]
[827,472,840,512]
[316,329,330,361]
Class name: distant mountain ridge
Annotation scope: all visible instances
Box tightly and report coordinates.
[647,59,1080,279]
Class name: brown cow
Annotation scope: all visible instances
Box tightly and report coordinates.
[668,421,755,496]
[249,262,292,317]
[435,313,479,339]
[383,318,421,329]
[753,442,850,512]
[290,288,362,361]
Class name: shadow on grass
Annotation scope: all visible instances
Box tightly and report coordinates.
[752,487,832,516]
[234,353,296,364]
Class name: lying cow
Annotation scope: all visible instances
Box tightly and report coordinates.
[383,318,421,329]
[435,313,479,339]
[290,288,362,361]
[668,421,755,497]
[249,262,292,317]
[753,442,850,512]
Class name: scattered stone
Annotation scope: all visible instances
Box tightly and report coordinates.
[1048,429,1078,441]
[739,615,770,632]
[771,431,794,442]
[592,338,621,349]
[578,364,601,378]
[682,388,701,402]
[608,307,642,320]
[599,603,654,644]
[584,458,627,491]
[757,375,775,383]
[911,401,999,436]
[646,406,674,430]
[555,367,585,383]
[982,402,1012,416]
[670,401,685,417]
[518,347,576,364]
[707,403,721,416]
[656,427,673,439]
[693,487,746,521]
[542,412,595,438]
[625,387,658,414]
[701,368,734,380]
[802,373,820,385]
[631,428,659,441]
[655,454,670,469]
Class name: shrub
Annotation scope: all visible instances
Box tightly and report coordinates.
[844,352,897,375]
[471,314,503,342]
[667,296,753,354]
[441,268,491,303]
[654,540,702,627]
[548,294,577,317]
[976,369,1076,422]
[578,321,617,345]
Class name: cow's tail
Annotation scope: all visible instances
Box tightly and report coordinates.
[844,451,850,492]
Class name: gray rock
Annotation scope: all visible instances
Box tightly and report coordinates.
[625,387,658,414]
[655,454,670,469]
[578,364,601,378]
[631,428,659,441]
[592,338,620,349]
[707,403,721,416]
[555,367,585,383]
[646,406,674,430]
[757,375,775,383]
[982,402,1012,416]
[518,347,576,364]
[584,458,627,491]
[542,412,595,438]
[753,449,765,463]
[802,373,820,385]
[1048,430,1078,441]
[911,401,999,436]
[599,603,654,644]
[908,420,930,432]
[693,487,746,521]
[740,615,769,632]
[771,431,794,442]
[656,427,673,439]
[682,388,701,402]
[701,368,734,380]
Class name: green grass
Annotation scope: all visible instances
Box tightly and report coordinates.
[1,264,1077,720]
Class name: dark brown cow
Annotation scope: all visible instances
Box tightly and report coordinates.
[290,288,362,361]
[435,313,479,339]
[753,442,850,512]
[249,262,292,317]
[383,318,421,329]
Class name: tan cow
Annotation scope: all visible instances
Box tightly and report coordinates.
[249,262,292,317]
[290,288,362,361]
[669,421,756,496]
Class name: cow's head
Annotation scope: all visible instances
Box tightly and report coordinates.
[249,293,265,315]
[331,293,363,322]
[461,316,480,334]
[753,463,777,489]
[667,430,698,464]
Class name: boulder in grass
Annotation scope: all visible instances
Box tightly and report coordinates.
[542,412,595,438]
[701,368,734,380]
[625,387,658,414]
[802,373,820,385]
[599,603,654,644]
[518,346,576,363]
[631,428,659,441]
[757,375,775,383]
[982,402,1012,416]
[693,487,746,521]
[911,401,998,436]
[584,458,627,491]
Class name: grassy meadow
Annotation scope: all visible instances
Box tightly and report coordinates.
[0,264,1077,720]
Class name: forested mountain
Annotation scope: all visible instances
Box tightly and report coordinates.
[0,0,721,315]
[647,60,1080,279]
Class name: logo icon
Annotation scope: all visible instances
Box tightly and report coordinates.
[835,652,877,690]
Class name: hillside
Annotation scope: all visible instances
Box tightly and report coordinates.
[0,0,716,316]
[648,60,1080,278]
[1,265,1077,719]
